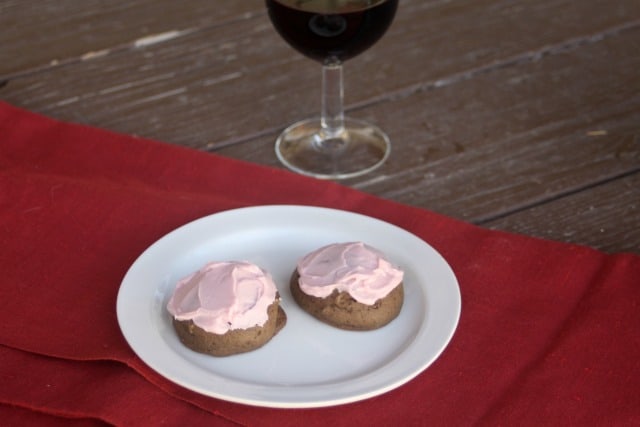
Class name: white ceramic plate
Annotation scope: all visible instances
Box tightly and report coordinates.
[117,205,460,408]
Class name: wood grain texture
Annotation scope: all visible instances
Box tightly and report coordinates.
[484,172,640,254]
[1,0,638,253]
[3,0,639,147]
[0,1,261,78]
[216,27,640,223]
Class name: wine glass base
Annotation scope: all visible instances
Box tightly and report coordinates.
[275,118,390,180]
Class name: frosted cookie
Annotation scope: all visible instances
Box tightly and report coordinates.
[167,261,286,356]
[291,242,403,330]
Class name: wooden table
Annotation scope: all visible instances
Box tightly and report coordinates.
[2,0,639,253]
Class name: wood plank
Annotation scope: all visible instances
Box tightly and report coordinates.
[2,0,639,147]
[7,0,638,79]
[217,27,640,217]
[483,172,640,254]
[0,0,262,77]
[1,13,275,147]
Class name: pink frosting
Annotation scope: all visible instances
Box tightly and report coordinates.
[297,242,403,305]
[166,261,277,334]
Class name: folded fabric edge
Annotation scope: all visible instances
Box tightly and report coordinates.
[0,401,108,427]
[0,344,244,426]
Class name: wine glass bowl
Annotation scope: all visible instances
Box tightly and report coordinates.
[266,0,399,179]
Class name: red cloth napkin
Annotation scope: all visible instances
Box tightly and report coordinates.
[1,101,639,426]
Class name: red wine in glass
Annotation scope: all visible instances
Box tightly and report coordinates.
[266,0,398,63]
[266,0,399,179]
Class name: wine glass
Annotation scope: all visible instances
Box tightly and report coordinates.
[266,0,399,179]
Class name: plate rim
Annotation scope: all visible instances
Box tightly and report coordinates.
[116,204,461,408]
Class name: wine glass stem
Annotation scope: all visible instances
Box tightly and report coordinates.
[320,59,345,142]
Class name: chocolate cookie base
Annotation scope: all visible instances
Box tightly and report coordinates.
[290,271,403,331]
[172,301,287,357]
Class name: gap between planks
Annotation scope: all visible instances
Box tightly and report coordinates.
[0,10,267,82]
[206,18,640,151]
[472,168,640,226]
